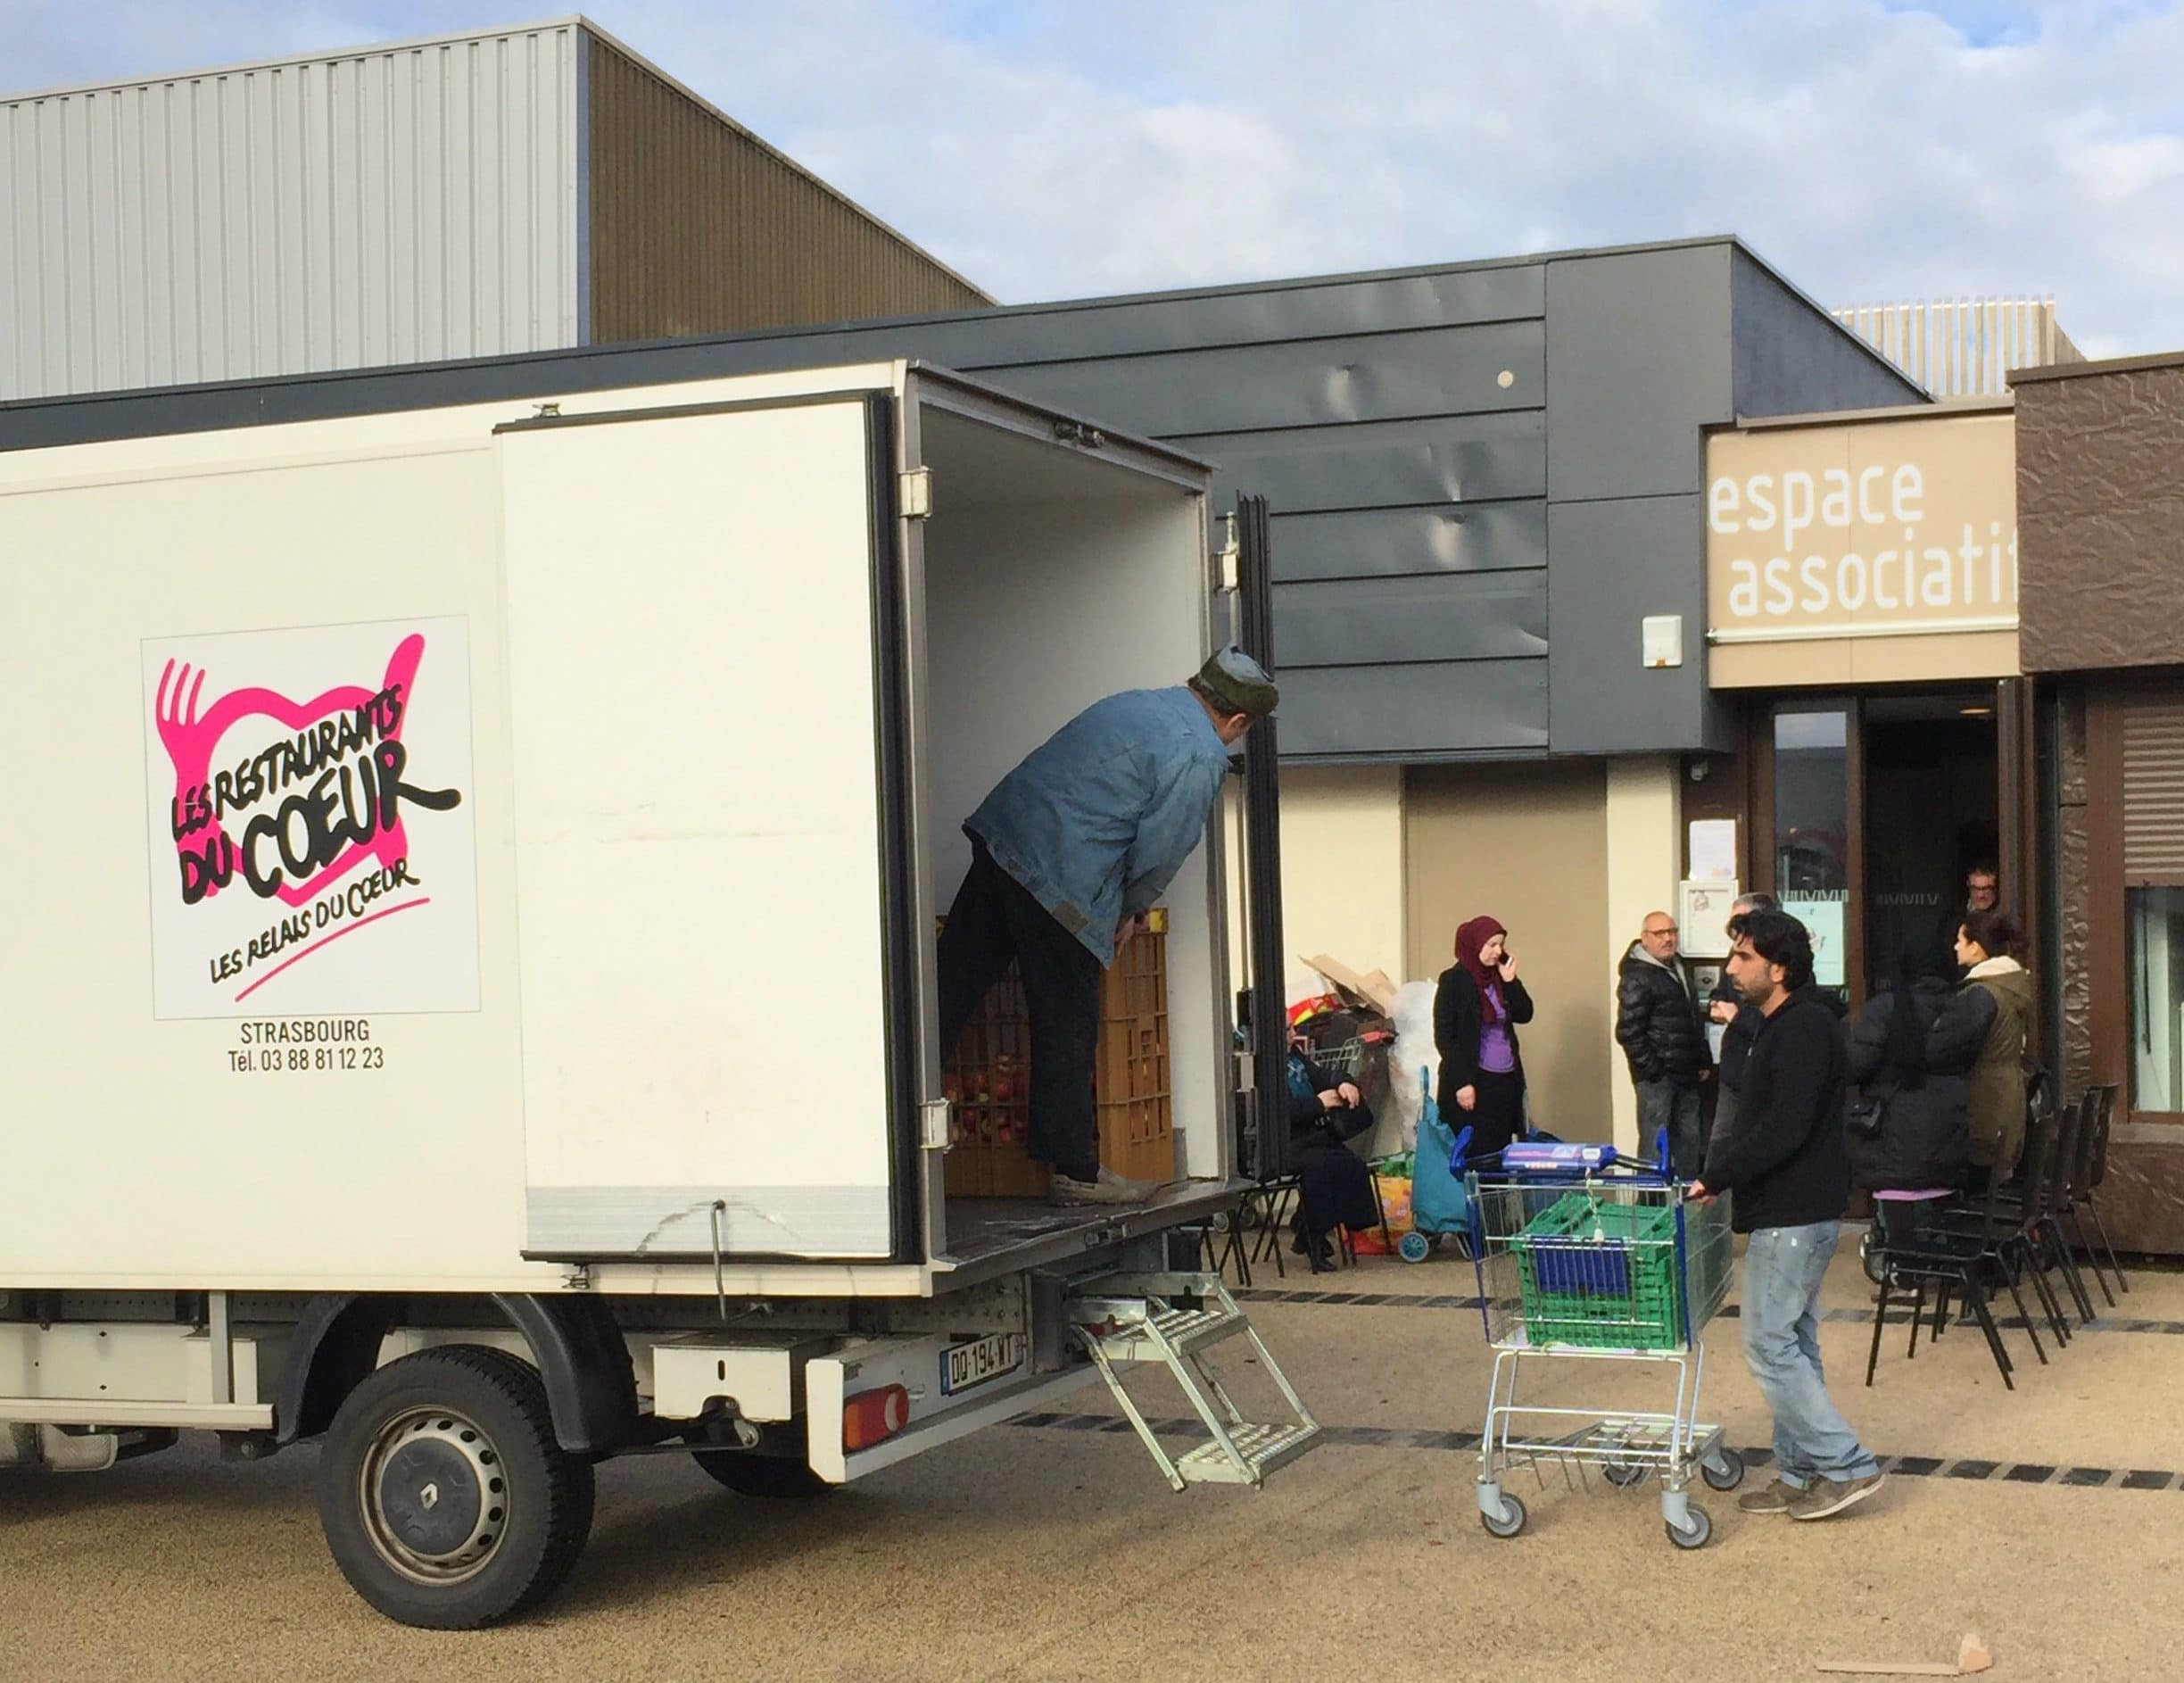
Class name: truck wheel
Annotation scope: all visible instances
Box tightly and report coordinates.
[318,1345,596,1629]
[691,1449,834,1498]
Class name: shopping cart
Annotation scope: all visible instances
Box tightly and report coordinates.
[1468,1143,1743,1549]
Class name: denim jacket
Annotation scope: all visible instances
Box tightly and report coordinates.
[966,686,1233,965]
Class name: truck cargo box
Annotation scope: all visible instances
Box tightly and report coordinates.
[0,361,1281,1297]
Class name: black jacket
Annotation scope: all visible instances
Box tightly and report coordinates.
[1286,1051,1375,1153]
[1844,978,1993,1192]
[1434,966,1533,1120]
[1715,975,1847,1091]
[1700,985,1850,1234]
[1616,945,1711,1086]
[1708,974,1762,1094]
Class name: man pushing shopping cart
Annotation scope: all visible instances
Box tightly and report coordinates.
[1687,906,1884,1524]
[1468,905,1883,1545]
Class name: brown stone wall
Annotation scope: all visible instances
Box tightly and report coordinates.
[2016,361,2184,673]
[2055,685,2093,1094]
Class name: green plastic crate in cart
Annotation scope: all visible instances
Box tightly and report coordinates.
[1511,1192,1684,1349]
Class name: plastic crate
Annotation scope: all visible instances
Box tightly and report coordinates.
[1511,1193,1684,1349]
[942,917,1171,1197]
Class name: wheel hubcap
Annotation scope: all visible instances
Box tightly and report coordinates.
[360,1407,509,1585]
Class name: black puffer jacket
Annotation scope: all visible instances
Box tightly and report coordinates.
[1615,944,1710,1085]
[1845,978,1994,1192]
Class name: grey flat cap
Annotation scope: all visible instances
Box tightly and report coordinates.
[1195,644,1278,717]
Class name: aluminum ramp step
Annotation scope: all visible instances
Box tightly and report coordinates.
[1063,1271,1321,1491]
[1172,1421,1320,1485]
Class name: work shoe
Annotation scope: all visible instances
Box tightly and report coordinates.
[1049,1166,1156,1207]
[1787,1472,1887,1521]
[1737,1478,1802,1515]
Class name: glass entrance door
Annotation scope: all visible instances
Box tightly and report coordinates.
[1753,688,2007,1014]
[1863,692,1999,988]
[1766,703,1857,1012]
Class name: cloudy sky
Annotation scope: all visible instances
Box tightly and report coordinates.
[9,1,2183,356]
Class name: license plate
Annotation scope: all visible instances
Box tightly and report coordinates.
[940,1332,1025,1396]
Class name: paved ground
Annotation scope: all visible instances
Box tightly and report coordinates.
[3,1237,2175,1682]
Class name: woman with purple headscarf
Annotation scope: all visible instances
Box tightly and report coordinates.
[1435,915,1535,1160]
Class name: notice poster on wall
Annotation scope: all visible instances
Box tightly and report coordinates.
[1780,895,1847,988]
[1680,881,1740,958]
[1688,819,1738,883]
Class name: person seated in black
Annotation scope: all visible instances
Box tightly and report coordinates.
[1285,1031,1379,1273]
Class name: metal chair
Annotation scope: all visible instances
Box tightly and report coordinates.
[2072,1082,2129,1295]
[2058,1086,2119,1309]
[1938,1088,2089,1342]
[1867,1167,2034,1390]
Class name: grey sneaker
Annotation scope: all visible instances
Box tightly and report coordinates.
[1737,1478,1802,1515]
[1048,1166,1156,1207]
[1787,1471,1886,1521]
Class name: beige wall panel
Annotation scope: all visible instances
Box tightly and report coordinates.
[1708,641,1851,689]
[1605,759,1683,1155]
[1278,767,1405,1004]
[1404,763,1612,1140]
[1846,631,2019,684]
[1711,631,2020,688]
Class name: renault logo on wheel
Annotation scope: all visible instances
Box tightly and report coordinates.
[419,1482,440,1510]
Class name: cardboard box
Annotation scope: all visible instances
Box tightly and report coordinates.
[1301,953,1400,1019]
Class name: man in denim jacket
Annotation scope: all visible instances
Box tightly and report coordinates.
[939,647,1278,1206]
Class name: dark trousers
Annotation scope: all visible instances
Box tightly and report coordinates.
[938,845,1102,1182]
[1294,1134,1381,1242]
[1636,1078,1707,1178]
[1466,1069,1526,1160]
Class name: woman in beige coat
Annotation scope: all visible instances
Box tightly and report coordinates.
[1955,908,2034,1189]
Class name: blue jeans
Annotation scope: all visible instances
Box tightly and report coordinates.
[1740,1223,1880,1488]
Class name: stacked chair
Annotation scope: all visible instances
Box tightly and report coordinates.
[1865,1077,2124,1391]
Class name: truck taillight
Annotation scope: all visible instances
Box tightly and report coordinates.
[842,1384,911,1451]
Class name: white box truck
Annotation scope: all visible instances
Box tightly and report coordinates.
[0,359,1315,1627]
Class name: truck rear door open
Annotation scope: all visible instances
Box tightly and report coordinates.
[498,392,917,1264]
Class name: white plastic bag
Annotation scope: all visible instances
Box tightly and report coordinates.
[1381,978,1442,1153]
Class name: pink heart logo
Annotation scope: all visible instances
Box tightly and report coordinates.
[156,634,443,908]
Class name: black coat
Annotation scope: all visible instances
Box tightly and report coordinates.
[1434,966,1533,1120]
[1616,945,1711,1086]
[1708,974,1761,1093]
[1714,974,1845,1091]
[1286,1049,1380,1242]
[1699,986,1850,1234]
[1286,1051,1376,1152]
[1845,978,1993,1192]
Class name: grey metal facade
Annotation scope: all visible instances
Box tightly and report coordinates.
[0,236,1920,761]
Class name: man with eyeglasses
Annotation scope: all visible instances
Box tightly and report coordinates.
[1615,910,1710,1175]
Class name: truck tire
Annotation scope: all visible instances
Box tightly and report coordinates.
[690,1448,833,1499]
[317,1345,596,1629]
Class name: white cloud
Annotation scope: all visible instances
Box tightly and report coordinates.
[5,0,2182,353]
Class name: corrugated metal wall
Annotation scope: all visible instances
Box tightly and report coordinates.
[585,37,987,343]
[0,24,582,400]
